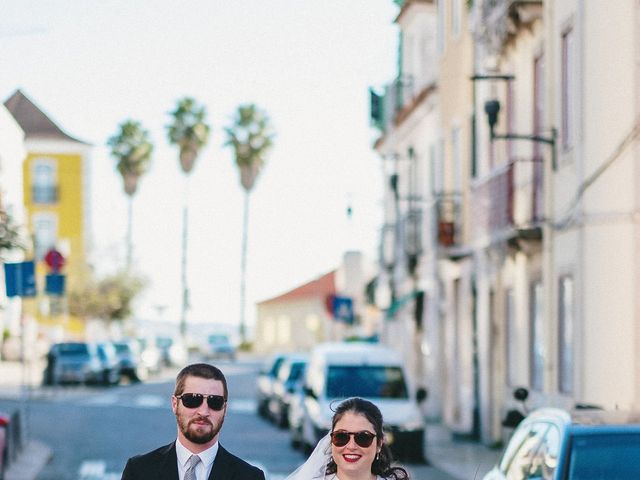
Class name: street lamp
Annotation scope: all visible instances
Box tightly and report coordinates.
[483,98,558,169]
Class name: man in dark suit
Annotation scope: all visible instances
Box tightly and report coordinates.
[121,363,265,480]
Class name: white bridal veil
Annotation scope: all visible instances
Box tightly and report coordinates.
[284,433,332,480]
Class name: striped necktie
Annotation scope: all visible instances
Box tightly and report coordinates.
[184,454,201,480]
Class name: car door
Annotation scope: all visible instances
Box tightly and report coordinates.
[497,421,549,480]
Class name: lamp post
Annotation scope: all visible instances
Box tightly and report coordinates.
[483,99,558,169]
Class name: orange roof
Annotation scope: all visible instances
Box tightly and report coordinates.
[4,89,89,144]
[258,270,336,305]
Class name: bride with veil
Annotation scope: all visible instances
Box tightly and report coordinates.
[285,398,410,480]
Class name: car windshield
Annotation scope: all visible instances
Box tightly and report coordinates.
[57,344,90,356]
[113,343,127,352]
[209,335,229,345]
[568,432,640,479]
[326,365,408,399]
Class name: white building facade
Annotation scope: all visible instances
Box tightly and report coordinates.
[372,0,640,445]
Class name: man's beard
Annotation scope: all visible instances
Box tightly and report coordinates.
[177,410,223,445]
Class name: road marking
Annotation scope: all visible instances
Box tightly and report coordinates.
[228,398,256,413]
[78,460,121,480]
[75,393,256,412]
[133,394,165,408]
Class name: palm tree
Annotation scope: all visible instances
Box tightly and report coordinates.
[166,97,210,339]
[107,120,153,270]
[225,104,274,345]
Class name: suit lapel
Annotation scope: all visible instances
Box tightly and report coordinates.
[209,445,231,480]
[159,442,180,480]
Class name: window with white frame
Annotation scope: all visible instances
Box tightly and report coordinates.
[32,212,57,260]
[558,275,574,394]
[530,280,544,391]
[533,52,545,220]
[32,158,57,204]
[505,288,517,386]
[561,27,575,151]
[437,0,446,55]
[434,138,445,194]
[451,0,461,38]
[451,126,462,193]
[506,78,515,160]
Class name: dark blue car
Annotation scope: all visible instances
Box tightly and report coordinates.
[482,407,640,479]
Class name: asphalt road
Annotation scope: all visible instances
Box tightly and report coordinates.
[0,358,457,480]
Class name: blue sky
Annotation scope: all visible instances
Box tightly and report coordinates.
[0,1,399,335]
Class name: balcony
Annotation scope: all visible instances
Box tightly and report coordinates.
[436,194,462,248]
[371,75,417,132]
[471,161,543,248]
[32,185,59,204]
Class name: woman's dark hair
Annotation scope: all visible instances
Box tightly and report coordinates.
[325,397,409,479]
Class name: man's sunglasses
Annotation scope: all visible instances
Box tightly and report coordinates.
[330,430,377,448]
[175,393,226,411]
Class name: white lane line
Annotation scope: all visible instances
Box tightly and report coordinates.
[228,399,256,413]
[133,394,166,408]
[78,460,105,479]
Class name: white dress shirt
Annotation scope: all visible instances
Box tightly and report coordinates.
[176,438,219,480]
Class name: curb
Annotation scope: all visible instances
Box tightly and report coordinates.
[4,439,53,480]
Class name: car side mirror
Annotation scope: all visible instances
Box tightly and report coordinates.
[416,387,428,403]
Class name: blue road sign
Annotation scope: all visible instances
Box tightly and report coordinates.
[45,273,65,296]
[4,261,36,297]
[332,295,354,324]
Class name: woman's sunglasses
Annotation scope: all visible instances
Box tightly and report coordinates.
[175,393,226,411]
[330,430,377,448]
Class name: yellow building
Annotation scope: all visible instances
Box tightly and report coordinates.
[4,90,92,339]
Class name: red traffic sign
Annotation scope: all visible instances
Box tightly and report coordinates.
[44,249,65,272]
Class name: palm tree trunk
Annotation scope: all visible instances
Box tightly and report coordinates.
[239,190,250,345]
[126,195,133,271]
[180,176,190,341]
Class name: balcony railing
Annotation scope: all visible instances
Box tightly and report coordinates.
[471,163,514,240]
[371,75,416,132]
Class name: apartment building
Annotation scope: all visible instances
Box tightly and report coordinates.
[372,0,640,445]
[4,90,93,339]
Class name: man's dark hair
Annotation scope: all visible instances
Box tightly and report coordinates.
[174,363,228,399]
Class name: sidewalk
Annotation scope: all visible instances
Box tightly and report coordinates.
[0,360,53,480]
[425,423,503,480]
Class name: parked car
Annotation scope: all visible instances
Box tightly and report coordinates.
[203,334,236,361]
[257,353,289,418]
[0,412,8,480]
[113,340,147,382]
[156,336,188,367]
[300,342,427,462]
[137,337,162,374]
[96,342,121,386]
[43,342,104,385]
[268,353,308,427]
[482,390,640,479]
[288,369,308,450]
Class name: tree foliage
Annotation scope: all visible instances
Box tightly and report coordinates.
[166,97,210,174]
[68,270,147,323]
[225,103,274,191]
[107,119,154,196]
[0,208,26,256]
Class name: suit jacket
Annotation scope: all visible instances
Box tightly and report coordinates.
[121,441,266,480]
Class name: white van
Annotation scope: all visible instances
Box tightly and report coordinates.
[300,342,427,462]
